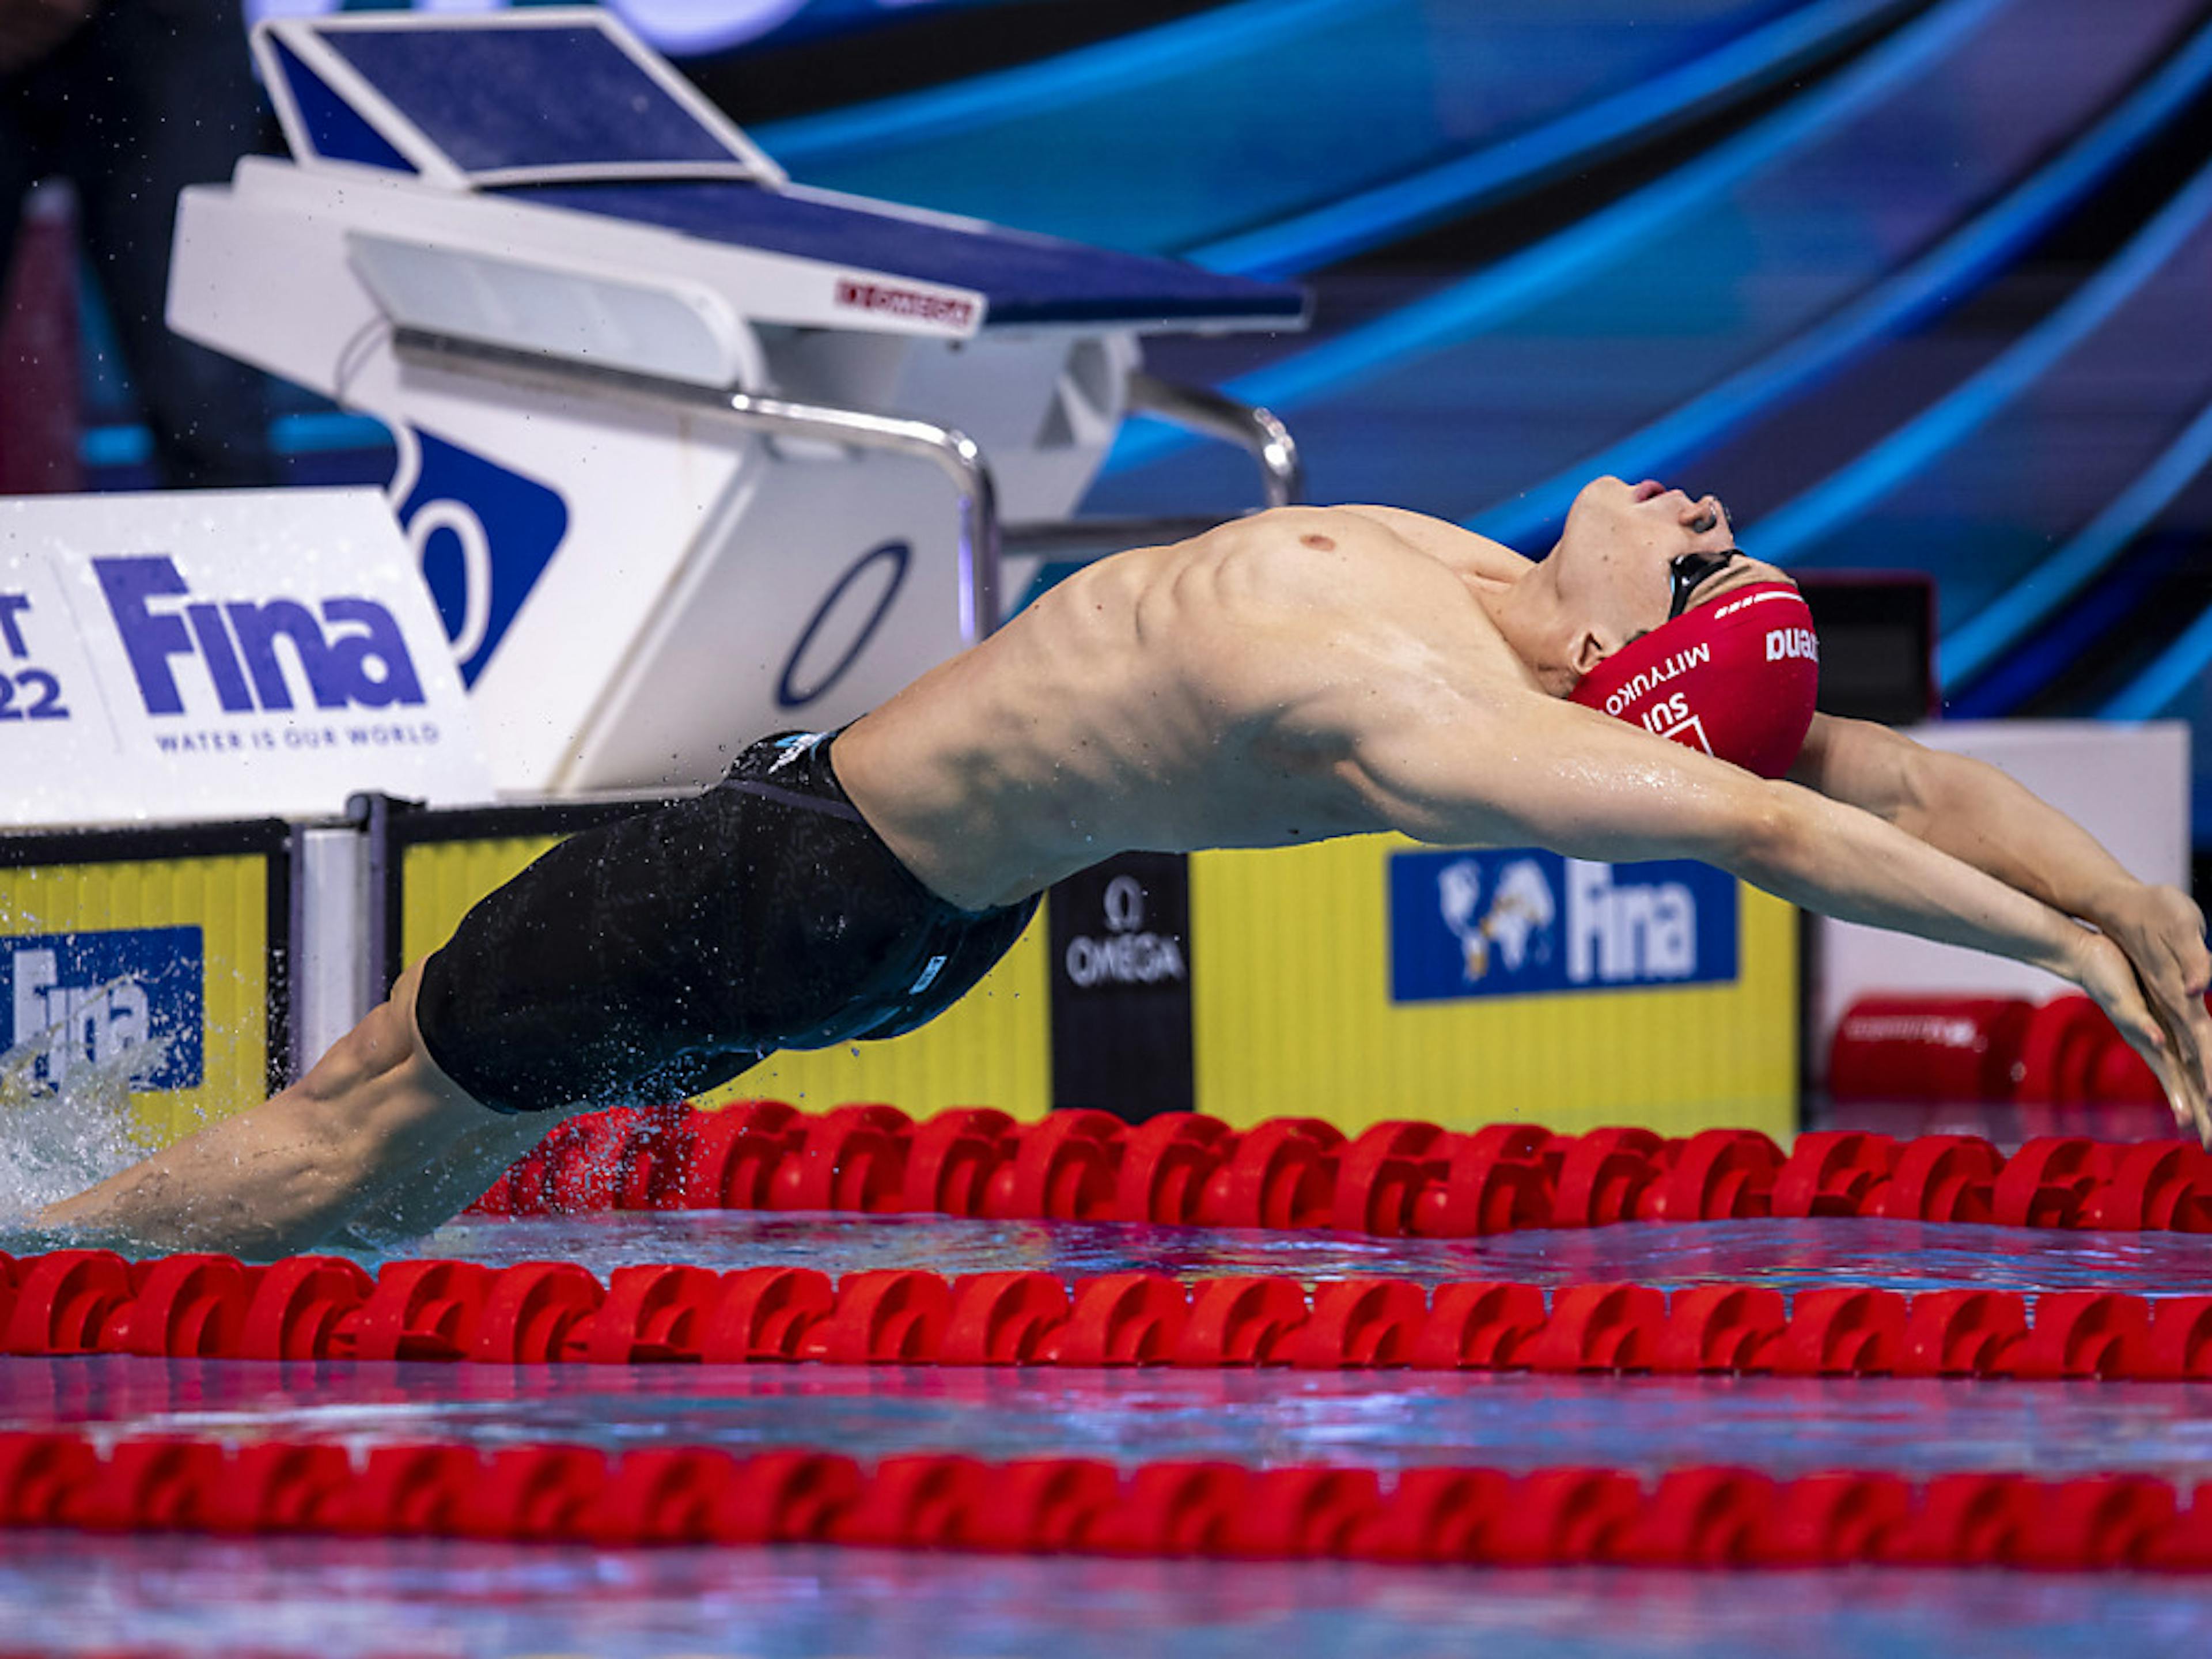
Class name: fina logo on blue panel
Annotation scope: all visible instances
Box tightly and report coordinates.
[1,927,204,1093]
[1388,849,1736,1003]
[396,432,569,687]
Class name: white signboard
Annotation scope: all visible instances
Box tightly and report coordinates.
[0,488,493,826]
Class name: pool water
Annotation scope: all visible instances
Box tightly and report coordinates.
[1,1534,2209,1659]
[422,1208,2212,1300]
[3,1210,2210,1657]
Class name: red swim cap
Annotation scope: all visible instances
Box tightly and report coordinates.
[1566,581,1820,778]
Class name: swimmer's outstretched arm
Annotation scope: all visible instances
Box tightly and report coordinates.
[1347,687,2211,1142]
[1790,713,2209,974]
[1790,713,2211,1131]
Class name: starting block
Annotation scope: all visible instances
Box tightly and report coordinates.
[168,7,1308,795]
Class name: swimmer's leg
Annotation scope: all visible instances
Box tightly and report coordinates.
[37,958,529,1260]
[320,1092,587,1255]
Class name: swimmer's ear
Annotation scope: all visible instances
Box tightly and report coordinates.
[1569,626,1615,678]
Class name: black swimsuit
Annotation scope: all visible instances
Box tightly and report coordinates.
[412,730,1039,1115]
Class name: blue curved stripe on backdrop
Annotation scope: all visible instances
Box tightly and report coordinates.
[1104,0,2176,496]
[2105,601,2212,721]
[1942,395,2212,689]
[1464,16,2212,551]
[759,0,1371,160]
[81,410,392,469]
[1101,0,2008,478]
[1189,0,1912,279]
[1745,153,2212,585]
[763,0,1822,256]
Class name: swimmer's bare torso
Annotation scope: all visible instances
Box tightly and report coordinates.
[836,503,1763,911]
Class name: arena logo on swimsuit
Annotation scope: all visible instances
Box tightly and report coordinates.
[1387,847,1737,1003]
[0,927,204,1094]
[93,555,426,718]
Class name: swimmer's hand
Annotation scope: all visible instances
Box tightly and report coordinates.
[2071,913,2212,1149]
[2094,883,2212,1147]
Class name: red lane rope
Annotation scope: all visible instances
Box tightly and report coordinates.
[7,1248,2209,1379]
[465,1103,2212,1237]
[2,1429,2207,1569]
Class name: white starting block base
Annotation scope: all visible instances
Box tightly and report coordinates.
[168,8,1308,798]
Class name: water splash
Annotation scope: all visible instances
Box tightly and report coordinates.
[0,980,172,1233]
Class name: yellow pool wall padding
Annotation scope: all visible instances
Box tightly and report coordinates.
[0,854,271,1146]
[1189,835,1796,1139]
[398,827,1793,1138]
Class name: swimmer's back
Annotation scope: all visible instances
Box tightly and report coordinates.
[835,507,1537,909]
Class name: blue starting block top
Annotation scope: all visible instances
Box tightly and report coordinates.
[320,22,744,176]
[263,12,1308,333]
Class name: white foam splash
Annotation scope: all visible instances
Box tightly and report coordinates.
[0,988,172,1230]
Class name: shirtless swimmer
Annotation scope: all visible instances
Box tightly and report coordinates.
[43,478,2212,1257]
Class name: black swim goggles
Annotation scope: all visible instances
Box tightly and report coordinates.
[1668,549,1744,620]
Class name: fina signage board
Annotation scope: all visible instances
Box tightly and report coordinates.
[0,489,492,825]
[1,924,206,1094]
[1388,847,1738,1003]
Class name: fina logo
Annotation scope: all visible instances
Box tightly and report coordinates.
[1438,856,1556,982]
[94,555,424,717]
[1389,848,1737,1003]
[1,927,203,1094]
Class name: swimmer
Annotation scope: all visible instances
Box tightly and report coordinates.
[43,480,2212,1256]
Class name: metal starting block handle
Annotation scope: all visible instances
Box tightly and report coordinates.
[393,325,1303,634]
[392,325,1003,641]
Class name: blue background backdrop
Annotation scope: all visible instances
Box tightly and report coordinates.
[72,0,2212,872]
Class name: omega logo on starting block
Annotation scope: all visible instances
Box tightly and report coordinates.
[1062,872,1188,989]
[1048,853,1196,1121]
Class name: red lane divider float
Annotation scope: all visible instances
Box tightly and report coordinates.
[2,1428,2208,1569]
[461,1102,2212,1239]
[6,1248,2210,1379]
